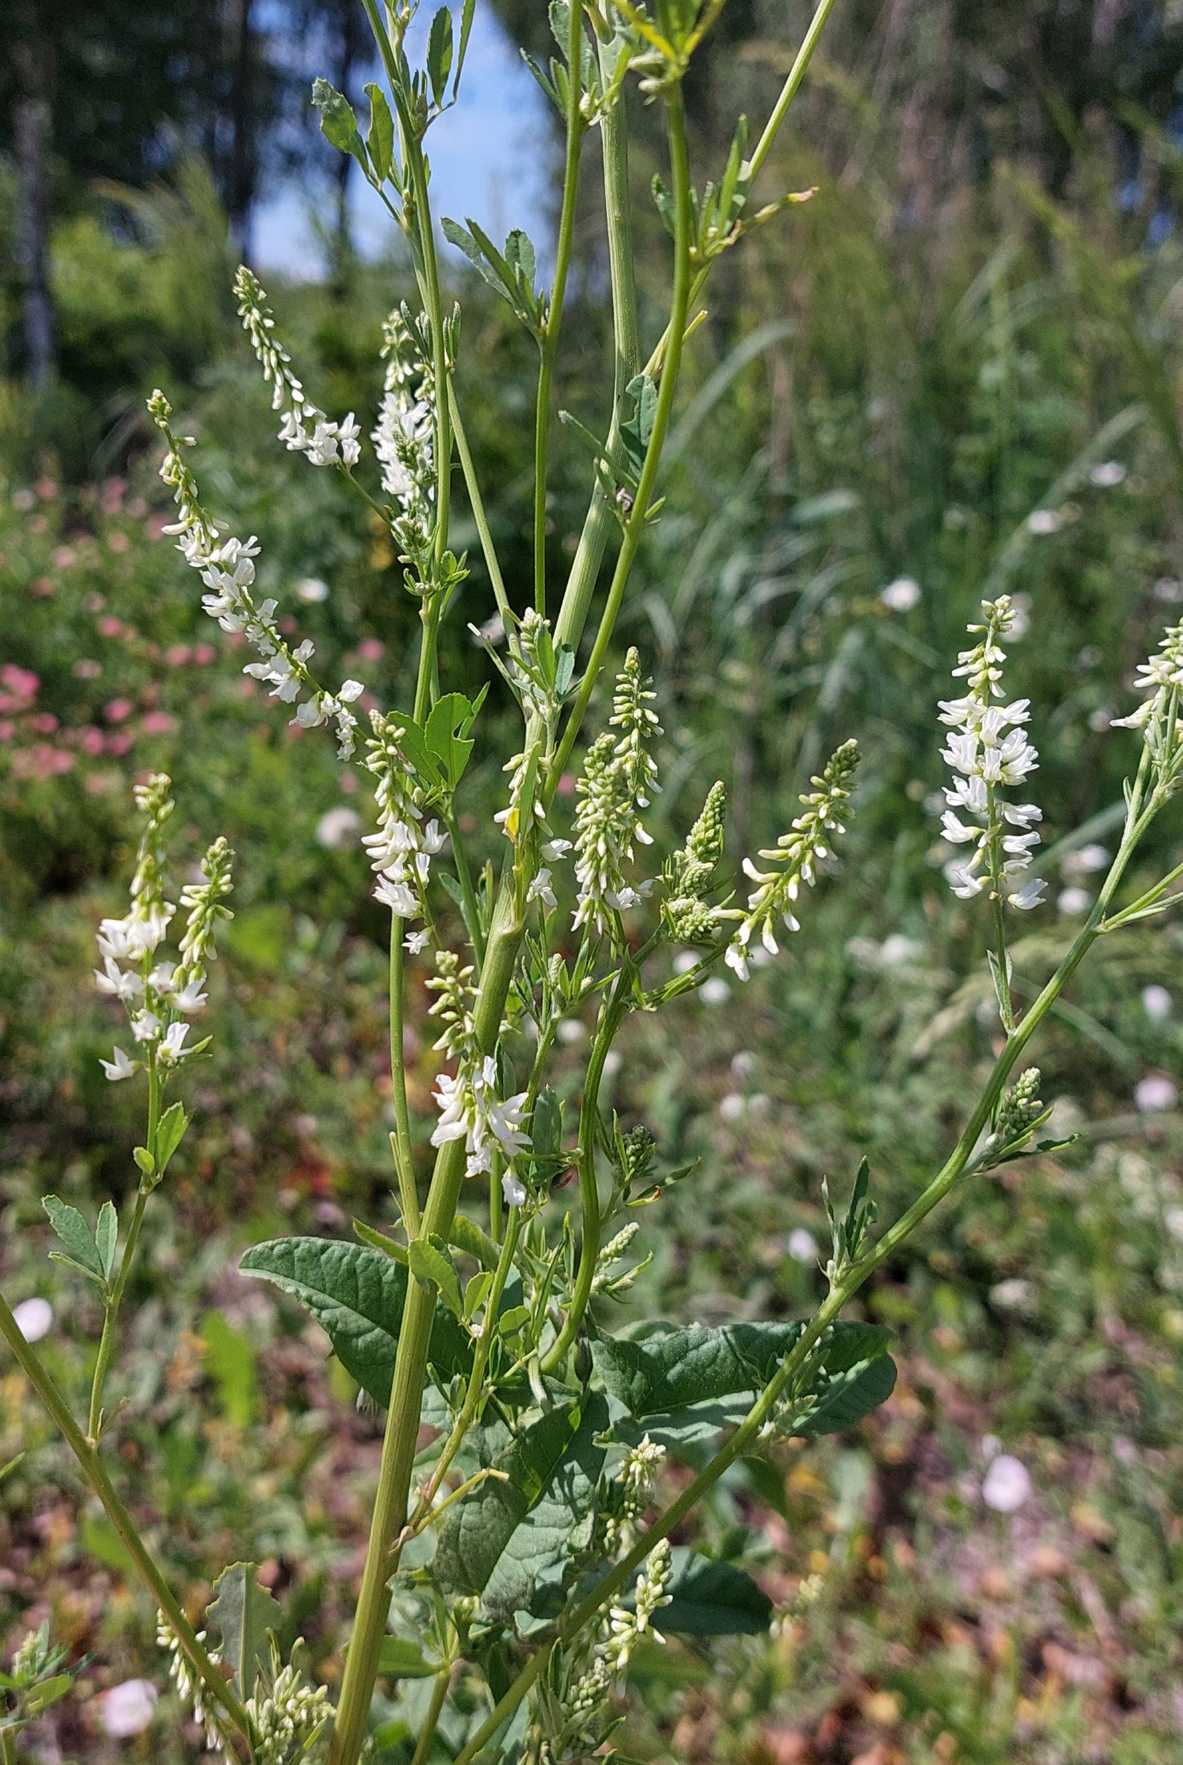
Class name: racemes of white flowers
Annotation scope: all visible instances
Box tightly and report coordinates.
[725,740,859,980]
[234,265,361,470]
[362,712,446,922]
[426,951,529,1203]
[95,776,233,1082]
[146,390,365,758]
[571,649,661,934]
[937,595,1044,911]
[373,304,436,560]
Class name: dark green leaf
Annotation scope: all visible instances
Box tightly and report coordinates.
[42,1195,103,1280]
[435,1399,600,1599]
[240,1238,470,1404]
[453,0,476,95]
[659,1549,772,1636]
[206,1563,281,1698]
[449,1212,500,1271]
[592,1320,806,1416]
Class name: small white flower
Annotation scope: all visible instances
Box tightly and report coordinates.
[982,1453,1032,1512]
[100,1046,139,1082]
[404,928,430,954]
[337,678,365,703]
[94,957,145,1003]
[698,976,730,1005]
[1135,1073,1177,1113]
[172,978,208,1013]
[787,1227,818,1264]
[130,1011,161,1044]
[1088,460,1126,488]
[295,576,329,602]
[12,1297,53,1343]
[1141,984,1172,1021]
[1026,509,1062,536]
[556,1018,586,1044]
[718,1091,745,1122]
[527,867,557,910]
[1063,842,1110,877]
[374,874,418,915]
[101,1679,158,1739]
[159,1021,191,1063]
[880,576,921,613]
[1056,886,1092,916]
[502,1172,527,1207]
[1009,878,1047,911]
[542,838,573,860]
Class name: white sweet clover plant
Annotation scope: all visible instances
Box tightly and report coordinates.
[3,3,1183,1762]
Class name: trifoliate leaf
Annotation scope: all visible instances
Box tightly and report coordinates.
[42,1196,104,1282]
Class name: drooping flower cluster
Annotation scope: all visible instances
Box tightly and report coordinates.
[95,777,233,1082]
[426,951,530,1201]
[937,596,1044,910]
[571,652,662,934]
[362,713,446,922]
[373,304,436,559]
[662,778,727,941]
[157,1615,224,1753]
[725,740,859,980]
[234,266,361,469]
[147,390,365,757]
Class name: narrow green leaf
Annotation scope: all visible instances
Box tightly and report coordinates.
[240,1237,471,1404]
[427,7,454,108]
[659,1549,772,1636]
[452,0,476,96]
[42,1196,102,1279]
[365,83,394,183]
[408,1235,464,1319]
[353,1218,409,1265]
[155,1100,189,1176]
[95,1201,118,1283]
[206,1563,282,1698]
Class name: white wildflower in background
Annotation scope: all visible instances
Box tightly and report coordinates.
[936,595,1044,911]
[787,1227,819,1264]
[1134,1074,1177,1113]
[1142,984,1172,1021]
[880,576,921,613]
[1089,460,1127,488]
[100,1678,158,1739]
[1026,509,1062,536]
[1111,618,1183,736]
[981,1453,1032,1513]
[725,740,859,980]
[12,1297,53,1343]
[234,266,360,469]
[316,806,363,849]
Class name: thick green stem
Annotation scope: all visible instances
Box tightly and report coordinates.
[88,1058,160,1442]
[533,0,586,617]
[0,1291,251,1747]
[540,978,629,1372]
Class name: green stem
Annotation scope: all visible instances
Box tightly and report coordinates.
[746,0,843,182]
[409,1665,452,1765]
[540,977,629,1373]
[88,1058,160,1442]
[547,80,694,793]
[449,390,512,629]
[389,931,421,1236]
[0,1291,251,1748]
[533,0,586,617]
[453,795,1156,1762]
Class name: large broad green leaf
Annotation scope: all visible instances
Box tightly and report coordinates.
[481,1394,609,1623]
[434,1398,602,1601]
[240,1238,470,1405]
[206,1563,281,1697]
[593,1320,894,1438]
[659,1549,773,1636]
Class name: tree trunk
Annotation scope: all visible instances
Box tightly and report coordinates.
[13,35,55,389]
